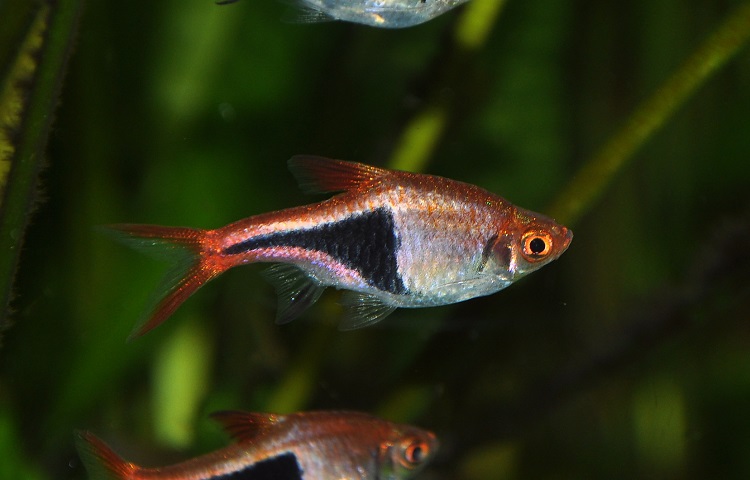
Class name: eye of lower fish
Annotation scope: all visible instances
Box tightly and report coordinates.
[521,231,553,260]
[401,439,430,467]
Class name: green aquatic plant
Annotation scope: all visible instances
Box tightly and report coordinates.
[0,1,83,341]
[549,2,750,226]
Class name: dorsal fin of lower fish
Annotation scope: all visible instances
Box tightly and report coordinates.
[210,411,281,443]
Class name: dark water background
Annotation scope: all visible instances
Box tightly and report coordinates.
[2,0,750,478]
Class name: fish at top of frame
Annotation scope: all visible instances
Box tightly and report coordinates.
[218,0,471,29]
[76,410,438,479]
[107,156,572,339]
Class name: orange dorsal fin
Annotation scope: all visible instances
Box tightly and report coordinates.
[210,411,281,443]
[287,155,389,194]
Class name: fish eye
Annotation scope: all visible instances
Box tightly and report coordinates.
[399,438,430,467]
[521,231,553,261]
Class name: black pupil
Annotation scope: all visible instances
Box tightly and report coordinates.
[409,445,424,462]
[529,237,546,254]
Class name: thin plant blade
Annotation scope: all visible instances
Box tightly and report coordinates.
[0,0,83,340]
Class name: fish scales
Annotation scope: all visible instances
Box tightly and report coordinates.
[219,172,513,302]
[385,175,517,299]
[107,156,572,337]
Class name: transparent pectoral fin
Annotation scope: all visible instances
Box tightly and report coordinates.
[262,264,325,324]
[479,233,514,273]
[338,292,397,330]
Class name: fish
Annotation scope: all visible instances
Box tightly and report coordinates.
[76,410,438,479]
[288,0,470,28]
[217,0,470,29]
[109,155,572,338]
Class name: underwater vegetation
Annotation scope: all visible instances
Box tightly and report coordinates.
[1,0,750,479]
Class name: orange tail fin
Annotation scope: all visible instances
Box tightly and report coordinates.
[104,224,225,339]
[75,430,138,479]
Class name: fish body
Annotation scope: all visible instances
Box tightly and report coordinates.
[76,410,437,479]
[111,156,572,337]
[291,0,470,28]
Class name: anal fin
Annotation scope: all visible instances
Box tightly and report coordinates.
[262,264,325,324]
[339,292,397,330]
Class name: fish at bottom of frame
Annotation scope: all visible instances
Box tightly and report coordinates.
[76,410,438,480]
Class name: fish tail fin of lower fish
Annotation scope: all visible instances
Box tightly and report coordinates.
[102,224,225,339]
[75,431,138,479]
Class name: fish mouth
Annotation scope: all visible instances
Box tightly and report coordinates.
[560,226,573,252]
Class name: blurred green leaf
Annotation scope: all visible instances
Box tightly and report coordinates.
[454,0,508,51]
[458,441,517,480]
[0,400,44,480]
[389,103,448,172]
[153,318,214,448]
[632,377,687,476]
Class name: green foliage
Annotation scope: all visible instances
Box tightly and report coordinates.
[1,1,750,479]
[0,0,83,336]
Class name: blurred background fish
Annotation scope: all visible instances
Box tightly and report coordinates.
[287,0,471,28]
[218,0,470,28]
[76,410,438,479]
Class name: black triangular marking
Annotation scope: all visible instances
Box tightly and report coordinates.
[214,452,303,479]
[224,207,406,295]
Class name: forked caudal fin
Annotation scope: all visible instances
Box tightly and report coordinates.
[103,224,225,339]
[75,431,137,479]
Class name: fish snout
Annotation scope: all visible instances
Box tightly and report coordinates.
[555,226,573,257]
[561,226,573,248]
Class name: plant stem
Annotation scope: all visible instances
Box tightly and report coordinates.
[0,0,84,335]
[548,3,750,226]
[388,0,508,172]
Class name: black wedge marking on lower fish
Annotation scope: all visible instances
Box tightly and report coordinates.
[212,452,302,479]
[223,208,407,295]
